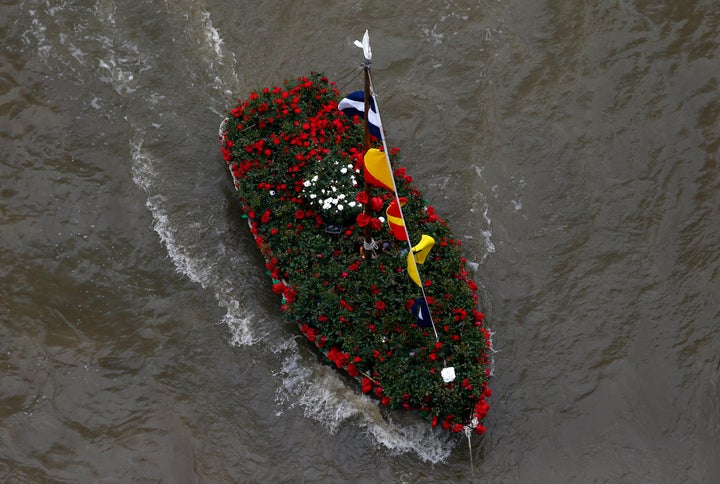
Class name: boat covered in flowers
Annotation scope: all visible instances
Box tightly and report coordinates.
[218,32,493,437]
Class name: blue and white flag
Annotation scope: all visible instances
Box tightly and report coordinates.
[411,297,432,328]
[338,91,382,139]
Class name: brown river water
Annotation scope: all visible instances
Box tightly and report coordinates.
[1,0,719,482]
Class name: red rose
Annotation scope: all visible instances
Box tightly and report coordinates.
[355,191,369,204]
[370,217,382,231]
[361,377,372,394]
[347,363,359,377]
[294,209,305,220]
[375,301,386,311]
[261,210,271,223]
[327,347,349,368]
[356,213,371,227]
[369,197,383,212]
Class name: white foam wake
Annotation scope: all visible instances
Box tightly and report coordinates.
[130,137,256,346]
[275,350,456,463]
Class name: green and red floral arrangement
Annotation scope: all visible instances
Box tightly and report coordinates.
[219,73,492,435]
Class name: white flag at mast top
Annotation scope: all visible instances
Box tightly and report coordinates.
[354,30,372,61]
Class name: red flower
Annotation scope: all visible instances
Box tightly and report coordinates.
[361,377,372,394]
[431,415,439,428]
[356,213,371,227]
[369,196,383,212]
[261,210,271,223]
[375,301,386,311]
[355,191,369,204]
[347,363,359,377]
[300,324,316,343]
[381,396,390,406]
[294,209,305,219]
[474,400,490,419]
[327,347,349,368]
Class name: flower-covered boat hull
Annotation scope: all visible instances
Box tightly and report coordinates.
[219,73,492,435]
